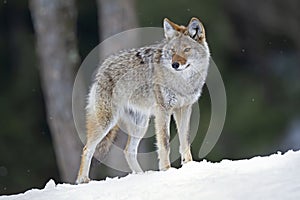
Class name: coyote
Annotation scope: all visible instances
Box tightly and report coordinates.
[76,17,210,184]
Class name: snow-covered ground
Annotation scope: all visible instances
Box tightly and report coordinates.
[1,150,300,200]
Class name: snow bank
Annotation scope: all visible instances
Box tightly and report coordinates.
[1,150,300,200]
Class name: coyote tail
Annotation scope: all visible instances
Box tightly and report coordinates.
[94,125,119,161]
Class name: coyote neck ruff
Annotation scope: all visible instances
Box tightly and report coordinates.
[76,17,210,184]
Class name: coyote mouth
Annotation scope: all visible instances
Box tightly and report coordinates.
[175,64,190,71]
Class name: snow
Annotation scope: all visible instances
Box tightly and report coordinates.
[1,150,300,200]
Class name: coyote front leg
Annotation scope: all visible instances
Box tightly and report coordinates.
[155,109,171,170]
[173,105,193,164]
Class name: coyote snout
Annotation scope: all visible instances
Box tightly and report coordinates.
[172,54,187,70]
[76,17,210,184]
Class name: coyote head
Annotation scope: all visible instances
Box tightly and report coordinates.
[162,17,210,72]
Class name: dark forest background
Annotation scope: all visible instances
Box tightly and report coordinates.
[1,0,300,195]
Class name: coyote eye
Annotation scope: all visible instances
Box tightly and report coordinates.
[184,48,191,52]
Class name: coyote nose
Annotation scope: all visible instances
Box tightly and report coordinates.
[172,62,180,69]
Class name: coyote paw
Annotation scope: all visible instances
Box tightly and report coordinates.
[75,176,90,184]
[159,164,171,171]
[182,151,193,164]
[182,157,193,164]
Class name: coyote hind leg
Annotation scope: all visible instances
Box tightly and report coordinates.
[124,135,143,173]
[123,109,149,173]
[76,139,98,184]
[124,126,148,173]
[76,107,117,184]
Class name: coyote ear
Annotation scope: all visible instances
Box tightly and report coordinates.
[188,17,204,40]
[163,18,177,39]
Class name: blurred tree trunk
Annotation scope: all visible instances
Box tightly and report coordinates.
[96,0,139,57]
[97,0,138,40]
[30,0,81,183]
